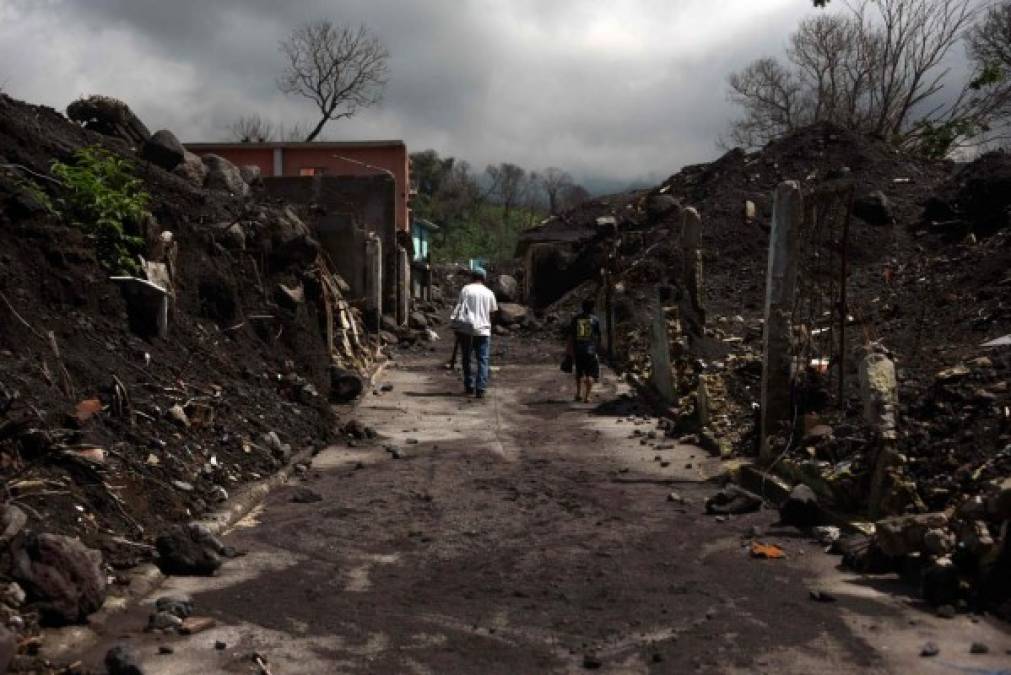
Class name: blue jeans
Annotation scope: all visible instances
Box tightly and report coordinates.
[462,335,490,392]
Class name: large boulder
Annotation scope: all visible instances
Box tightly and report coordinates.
[0,625,14,674]
[853,191,894,226]
[491,275,519,303]
[266,207,319,266]
[779,484,822,528]
[705,486,762,515]
[409,311,429,329]
[66,95,150,146]
[239,164,263,187]
[1,504,27,544]
[155,523,227,576]
[141,129,185,171]
[173,150,208,187]
[646,194,680,219]
[329,366,364,403]
[202,154,250,196]
[497,303,529,326]
[874,512,948,557]
[10,532,107,624]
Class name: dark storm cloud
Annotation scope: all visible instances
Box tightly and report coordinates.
[1,0,880,187]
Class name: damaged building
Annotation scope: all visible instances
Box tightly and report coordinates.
[186,140,416,327]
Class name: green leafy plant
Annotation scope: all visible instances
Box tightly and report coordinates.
[50,146,150,275]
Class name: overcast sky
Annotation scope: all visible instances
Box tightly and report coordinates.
[0,0,970,191]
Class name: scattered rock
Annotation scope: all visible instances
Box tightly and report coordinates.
[141,129,185,171]
[920,642,940,658]
[239,164,262,186]
[0,581,26,608]
[853,190,893,225]
[158,646,174,655]
[155,595,193,619]
[105,645,144,675]
[667,491,686,505]
[491,275,519,302]
[329,366,365,403]
[582,654,602,669]
[0,626,14,675]
[936,604,957,619]
[174,150,208,186]
[808,589,836,603]
[167,404,190,428]
[274,283,304,310]
[147,610,183,632]
[705,486,762,515]
[155,524,225,576]
[409,311,429,329]
[497,303,529,326]
[779,484,822,528]
[290,487,323,504]
[215,640,227,650]
[874,512,948,557]
[0,504,27,544]
[203,154,250,196]
[10,531,107,624]
[923,560,960,607]
[969,642,989,655]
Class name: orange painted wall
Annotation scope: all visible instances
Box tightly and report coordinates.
[282,146,410,231]
[201,147,274,176]
[189,144,411,232]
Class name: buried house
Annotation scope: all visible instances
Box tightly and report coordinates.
[186,140,414,327]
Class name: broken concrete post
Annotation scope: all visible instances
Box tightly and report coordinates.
[861,342,901,518]
[110,276,170,339]
[679,207,705,353]
[760,181,803,463]
[397,246,411,326]
[364,234,382,329]
[650,286,677,406]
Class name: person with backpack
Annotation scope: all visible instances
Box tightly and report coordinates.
[567,299,602,402]
[449,268,498,398]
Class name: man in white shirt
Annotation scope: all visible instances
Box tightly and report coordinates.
[450,268,498,398]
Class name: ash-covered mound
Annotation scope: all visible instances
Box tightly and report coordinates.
[0,92,371,616]
[926,151,1011,237]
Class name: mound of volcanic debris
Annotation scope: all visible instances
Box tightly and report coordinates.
[0,92,374,658]
[925,150,1011,238]
[535,122,1010,614]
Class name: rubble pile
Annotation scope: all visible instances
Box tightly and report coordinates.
[537,123,1010,612]
[0,92,374,655]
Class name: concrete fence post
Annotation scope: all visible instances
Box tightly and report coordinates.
[760,181,803,463]
[679,207,705,352]
[650,286,676,406]
[364,234,382,329]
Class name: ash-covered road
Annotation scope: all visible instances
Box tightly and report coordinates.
[78,339,1010,673]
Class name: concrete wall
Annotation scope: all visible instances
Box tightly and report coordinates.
[187,142,411,234]
[262,175,399,321]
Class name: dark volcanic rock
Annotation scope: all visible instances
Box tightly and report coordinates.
[779,484,822,528]
[105,645,144,675]
[10,531,107,625]
[155,524,224,576]
[142,129,185,171]
[853,190,894,225]
[705,486,762,515]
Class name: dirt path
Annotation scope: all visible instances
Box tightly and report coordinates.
[75,339,1010,674]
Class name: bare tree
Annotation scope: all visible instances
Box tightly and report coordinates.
[727,58,806,147]
[727,0,1004,155]
[228,114,275,142]
[967,1,1011,134]
[559,183,591,212]
[278,21,389,142]
[278,120,317,142]
[539,167,573,215]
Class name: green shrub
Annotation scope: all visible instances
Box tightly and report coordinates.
[50,146,150,275]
